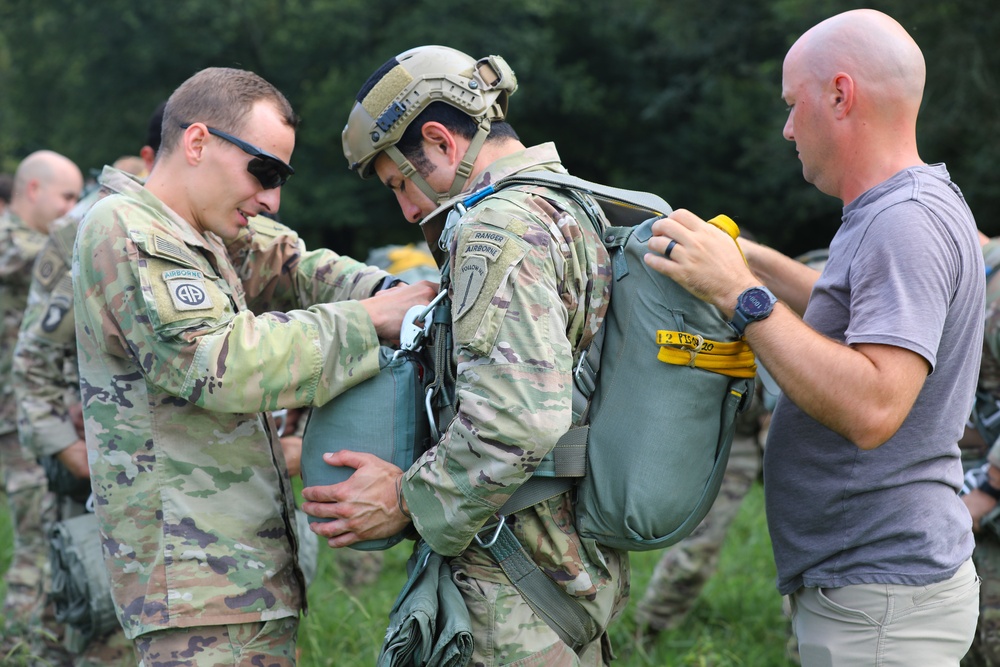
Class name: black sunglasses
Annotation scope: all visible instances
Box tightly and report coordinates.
[180,123,294,189]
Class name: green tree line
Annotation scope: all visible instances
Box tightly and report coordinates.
[1,0,996,257]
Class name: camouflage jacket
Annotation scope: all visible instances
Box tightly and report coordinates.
[73,169,389,638]
[14,175,128,458]
[0,209,49,436]
[401,144,620,602]
[982,239,1000,467]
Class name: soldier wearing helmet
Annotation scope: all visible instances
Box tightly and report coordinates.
[303,45,629,664]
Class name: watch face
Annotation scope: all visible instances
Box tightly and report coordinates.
[740,288,772,317]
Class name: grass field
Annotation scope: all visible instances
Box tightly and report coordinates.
[0,482,796,666]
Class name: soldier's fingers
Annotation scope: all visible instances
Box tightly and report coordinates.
[301,483,343,503]
[666,208,706,231]
[307,514,349,537]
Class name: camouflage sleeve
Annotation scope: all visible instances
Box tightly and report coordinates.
[14,233,79,457]
[402,211,576,557]
[75,200,382,414]
[0,225,45,279]
[226,216,392,312]
[0,219,47,435]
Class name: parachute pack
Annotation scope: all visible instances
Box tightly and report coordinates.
[456,172,756,552]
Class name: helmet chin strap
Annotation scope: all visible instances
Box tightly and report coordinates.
[384,118,494,205]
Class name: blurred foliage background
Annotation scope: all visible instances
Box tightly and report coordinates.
[0,0,996,258]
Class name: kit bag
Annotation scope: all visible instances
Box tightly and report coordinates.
[301,346,432,551]
[49,511,119,650]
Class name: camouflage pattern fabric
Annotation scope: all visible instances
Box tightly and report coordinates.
[634,398,765,633]
[0,207,59,633]
[133,617,297,667]
[15,187,107,461]
[72,167,391,639]
[334,548,384,593]
[966,534,1000,666]
[963,238,1000,667]
[399,143,628,662]
[13,174,163,665]
[0,208,48,436]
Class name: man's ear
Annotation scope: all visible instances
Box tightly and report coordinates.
[181,123,209,166]
[832,72,854,119]
[420,122,459,165]
[139,145,156,173]
[24,178,41,203]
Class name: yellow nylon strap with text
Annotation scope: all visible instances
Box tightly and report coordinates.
[656,330,757,378]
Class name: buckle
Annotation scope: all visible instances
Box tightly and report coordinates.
[473,514,506,549]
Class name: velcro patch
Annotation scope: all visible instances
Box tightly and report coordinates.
[41,300,70,333]
[164,272,213,311]
[453,256,488,320]
[151,234,199,265]
[33,245,65,290]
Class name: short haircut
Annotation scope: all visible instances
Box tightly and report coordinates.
[396,101,519,176]
[160,67,298,155]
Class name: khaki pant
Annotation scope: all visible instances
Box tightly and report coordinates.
[790,559,980,667]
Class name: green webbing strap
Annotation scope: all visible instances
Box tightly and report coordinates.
[497,171,671,226]
[499,477,573,518]
[484,522,596,652]
[497,427,587,516]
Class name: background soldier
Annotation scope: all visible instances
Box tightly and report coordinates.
[304,45,629,664]
[0,150,82,650]
[960,234,1000,667]
[11,103,166,666]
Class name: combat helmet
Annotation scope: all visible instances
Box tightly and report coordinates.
[343,45,518,204]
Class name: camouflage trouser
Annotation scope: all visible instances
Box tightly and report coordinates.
[334,547,385,592]
[134,617,298,667]
[454,547,629,666]
[964,533,1000,666]
[634,432,761,631]
[0,430,57,624]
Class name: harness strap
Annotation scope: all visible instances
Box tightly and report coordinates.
[483,522,596,652]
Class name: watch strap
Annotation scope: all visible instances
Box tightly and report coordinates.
[980,479,1000,501]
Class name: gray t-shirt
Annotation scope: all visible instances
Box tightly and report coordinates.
[764,164,984,595]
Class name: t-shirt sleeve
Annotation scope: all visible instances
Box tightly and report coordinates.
[844,201,960,371]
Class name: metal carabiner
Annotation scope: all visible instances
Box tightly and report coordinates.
[425,387,439,441]
[473,514,506,549]
[400,290,449,351]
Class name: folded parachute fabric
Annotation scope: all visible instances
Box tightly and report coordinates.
[378,540,474,667]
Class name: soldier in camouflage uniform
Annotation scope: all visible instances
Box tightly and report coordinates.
[11,106,162,666]
[72,67,435,666]
[0,150,82,641]
[961,235,1000,667]
[304,46,629,665]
